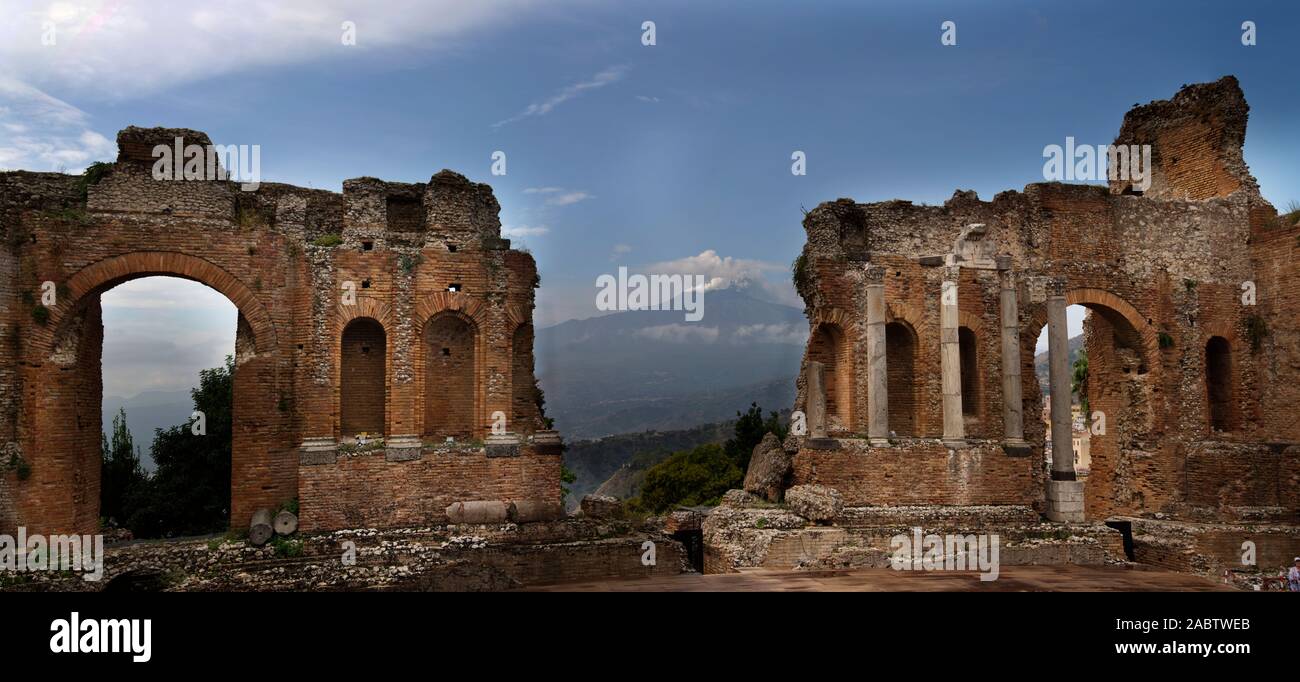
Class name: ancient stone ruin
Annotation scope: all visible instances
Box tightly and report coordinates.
[0,126,562,537]
[768,76,1299,575]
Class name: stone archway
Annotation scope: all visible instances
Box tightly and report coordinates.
[22,251,288,535]
[1023,287,1162,520]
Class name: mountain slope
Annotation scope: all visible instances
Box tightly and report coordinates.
[536,286,805,439]
[1033,334,1085,395]
[102,389,193,472]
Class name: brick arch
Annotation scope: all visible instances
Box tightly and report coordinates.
[504,303,530,331]
[883,301,928,436]
[413,290,491,329]
[419,309,483,440]
[336,297,394,331]
[510,320,541,433]
[41,250,277,355]
[1066,288,1160,360]
[1020,286,1162,520]
[337,317,389,438]
[811,306,853,330]
[886,301,925,333]
[956,310,984,336]
[1022,288,1160,363]
[331,313,392,438]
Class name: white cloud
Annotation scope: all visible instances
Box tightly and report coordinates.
[502,223,549,237]
[642,249,801,306]
[100,276,237,312]
[0,1,564,171]
[0,75,114,171]
[99,277,238,397]
[492,65,628,128]
[523,187,564,194]
[635,95,660,103]
[635,324,720,344]
[0,1,553,99]
[545,190,592,206]
[609,243,632,261]
[734,323,808,345]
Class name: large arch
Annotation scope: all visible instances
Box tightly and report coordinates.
[1022,287,1162,520]
[22,251,288,535]
[39,251,278,356]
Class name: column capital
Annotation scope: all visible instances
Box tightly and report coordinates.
[1045,277,1067,298]
[942,265,962,282]
[863,263,886,284]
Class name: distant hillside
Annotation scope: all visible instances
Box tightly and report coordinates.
[536,285,805,439]
[103,389,193,472]
[1034,334,1085,395]
[563,420,734,509]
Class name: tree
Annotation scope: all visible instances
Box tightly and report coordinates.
[635,443,742,513]
[100,407,146,528]
[126,356,234,538]
[1071,350,1090,416]
[631,403,788,513]
[724,402,788,470]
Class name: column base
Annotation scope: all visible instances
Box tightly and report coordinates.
[385,434,423,462]
[868,437,892,447]
[485,432,521,458]
[299,437,338,465]
[1045,480,1085,522]
[942,438,968,449]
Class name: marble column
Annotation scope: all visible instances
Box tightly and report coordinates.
[940,267,965,447]
[1045,277,1084,522]
[999,260,1025,445]
[1046,278,1074,479]
[807,360,827,439]
[865,265,889,445]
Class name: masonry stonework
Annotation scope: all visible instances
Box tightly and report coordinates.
[788,77,1299,535]
[0,127,559,536]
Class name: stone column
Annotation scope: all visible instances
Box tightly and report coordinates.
[940,267,965,447]
[807,360,827,439]
[998,259,1025,445]
[865,265,889,445]
[1045,277,1084,522]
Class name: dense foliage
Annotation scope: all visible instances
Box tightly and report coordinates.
[103,357,234,538]
[629,403,786,513]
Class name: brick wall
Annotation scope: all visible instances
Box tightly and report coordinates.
[789,78,1298,522]
[1,126,556,536]
[793,441,1037,507]
[298,445,561,531]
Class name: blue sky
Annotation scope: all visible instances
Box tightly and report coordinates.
[2,0,1296,398]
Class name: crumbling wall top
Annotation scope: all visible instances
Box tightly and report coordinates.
[1110,75,1259,200]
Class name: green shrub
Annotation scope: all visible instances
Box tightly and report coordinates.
[271,536,303,558]
[75,161,113,200]
[312,233,342,248]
